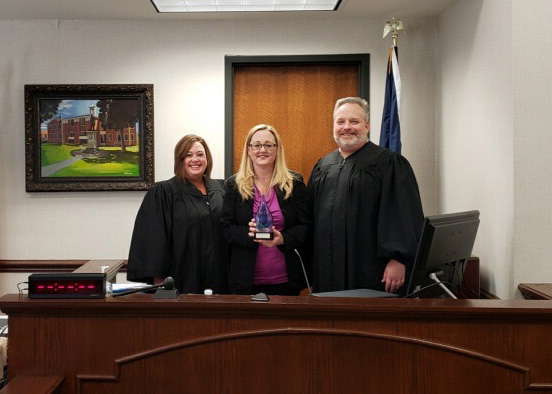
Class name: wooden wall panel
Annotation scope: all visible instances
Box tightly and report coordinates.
[78,331,527,394]
[0,260,128,273]
[233,65,358,179]
[1,294,552,393]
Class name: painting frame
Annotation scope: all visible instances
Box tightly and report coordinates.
[25,84,154,192]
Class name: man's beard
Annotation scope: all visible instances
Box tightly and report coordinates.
[334,133,368,150]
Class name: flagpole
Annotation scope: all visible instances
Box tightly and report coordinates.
[380,17,404,154]
[383,17,404,47]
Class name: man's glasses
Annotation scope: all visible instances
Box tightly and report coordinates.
[249,143,277,151]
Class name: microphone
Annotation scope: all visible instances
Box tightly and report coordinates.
[113,277,177,298]
[161,277,175,290]
[294,249,312,296]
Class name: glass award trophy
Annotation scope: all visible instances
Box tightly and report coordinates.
[255,195,273,240]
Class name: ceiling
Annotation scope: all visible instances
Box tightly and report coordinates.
[0,0,457,21]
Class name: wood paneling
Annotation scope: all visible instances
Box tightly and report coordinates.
[1,294,552,393]
[518,283,552,299]
[233,64,358,179]
[0,374,63,394]
[0,260,128,273]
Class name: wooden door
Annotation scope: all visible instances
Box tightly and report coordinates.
[225,55,369,179]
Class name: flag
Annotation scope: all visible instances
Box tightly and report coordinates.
[380,46,402,154]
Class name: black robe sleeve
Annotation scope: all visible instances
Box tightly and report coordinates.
[376,153,424,270]
[278,175,311,255]
[127,183,172,284]
[306,159,322,222]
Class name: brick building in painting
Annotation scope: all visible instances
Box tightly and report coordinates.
[46,117,63,143]
[45,105,137,147]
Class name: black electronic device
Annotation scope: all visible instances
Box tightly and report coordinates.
[312,289,398,298]
[404,210,480,298]
[294,249,398,298]
[28,273,106,299]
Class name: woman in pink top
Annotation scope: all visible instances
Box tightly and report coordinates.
[221,124,310,295]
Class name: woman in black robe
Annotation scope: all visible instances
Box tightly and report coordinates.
[127,135,228,294]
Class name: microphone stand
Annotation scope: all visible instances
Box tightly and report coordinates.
[428,272,457,299]
[294,249,312,296]
[154,285,179,299]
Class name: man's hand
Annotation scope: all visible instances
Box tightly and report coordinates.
[381,259,405,293]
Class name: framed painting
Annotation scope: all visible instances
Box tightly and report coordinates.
[25,84,154,192]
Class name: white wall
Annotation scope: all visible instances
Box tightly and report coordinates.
[0,18,437,294]
[512,0,552,297]
[439,0,552,298]
[437,0,514,298]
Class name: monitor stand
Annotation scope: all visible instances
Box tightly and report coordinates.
[428,272,458,299]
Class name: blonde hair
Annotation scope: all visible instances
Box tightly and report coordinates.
[173,134,213,182]
[235,124,294,200]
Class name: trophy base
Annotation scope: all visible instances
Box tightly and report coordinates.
[255,232,273,240]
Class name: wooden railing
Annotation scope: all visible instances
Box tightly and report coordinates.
[0,260,127,273]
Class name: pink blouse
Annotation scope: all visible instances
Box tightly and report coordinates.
[252,186,288,285]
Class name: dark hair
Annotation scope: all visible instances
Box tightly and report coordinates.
[174,134,213,182]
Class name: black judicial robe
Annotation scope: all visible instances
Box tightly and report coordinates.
[127,176,228,294]
[307,141,423,293]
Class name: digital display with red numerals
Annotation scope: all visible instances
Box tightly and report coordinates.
[28,274,106,299]
[33,280,99,293]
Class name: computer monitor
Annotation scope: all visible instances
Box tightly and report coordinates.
[404,210,480,298]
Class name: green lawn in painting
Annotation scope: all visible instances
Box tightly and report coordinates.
[41,143,79,166]
[43,144,140,177]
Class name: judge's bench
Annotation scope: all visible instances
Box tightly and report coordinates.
[0,292,552,394]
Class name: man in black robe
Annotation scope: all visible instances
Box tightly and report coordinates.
[307,97,423,294]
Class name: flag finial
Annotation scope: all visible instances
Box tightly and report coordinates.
[383,17,404,47]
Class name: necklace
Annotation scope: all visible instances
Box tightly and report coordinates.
[254,183,274,209]
[255,181,272,196]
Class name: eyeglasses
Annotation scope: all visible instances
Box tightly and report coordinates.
[248,143,277,151]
